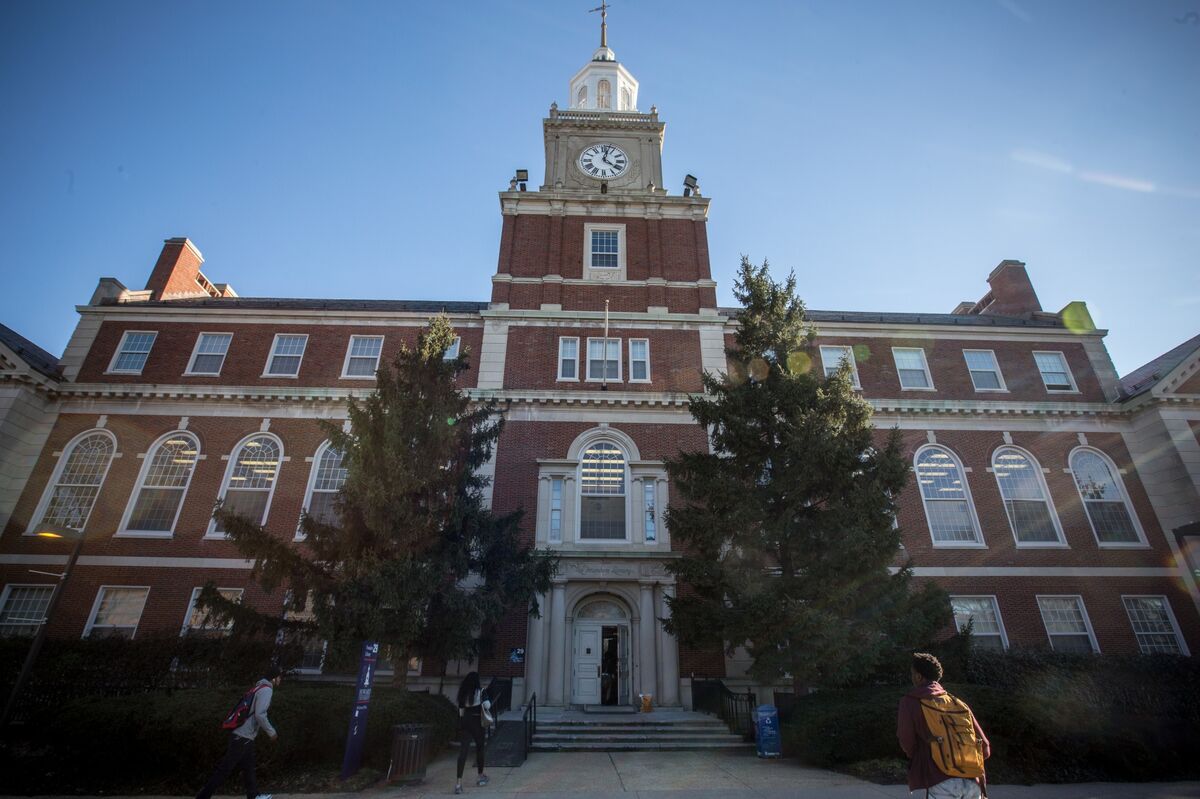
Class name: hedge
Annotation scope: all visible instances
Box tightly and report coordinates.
[4,683,458,794]
[784,652,1200,784]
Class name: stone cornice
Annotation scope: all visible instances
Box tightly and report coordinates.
[498,192,709,220]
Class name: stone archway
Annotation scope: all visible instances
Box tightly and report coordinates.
[570,594,633,706]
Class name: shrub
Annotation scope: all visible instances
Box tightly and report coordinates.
[5,683,457,794]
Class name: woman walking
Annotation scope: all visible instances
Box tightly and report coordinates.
[454,672,491,795]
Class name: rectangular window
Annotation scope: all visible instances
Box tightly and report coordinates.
[109,331,157,374]
[0,585,54,637]
[629,339,650,382]
[265,334,308,376]
[342,335,383,378]
[819,345,861,388]
[182,586,243,636]
[558,337,579,381]
[644,480,657,542]
[590,230,619,268]
[549,478,563,544]
[1036,595,1098,653]
[1033,351,1076,392]
[587,338,621,381]
[186,333,233,375]
[444,336,461,360]
[963,349,1005,391]
[893,347,933,390]
[85,586,149,639]
[950,596,1007,651]
[283,592,325,673]
[1122,596,1187,655]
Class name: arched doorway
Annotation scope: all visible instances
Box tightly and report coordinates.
[571,596,631,706]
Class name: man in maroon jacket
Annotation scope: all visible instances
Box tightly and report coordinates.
[897,652,990,798]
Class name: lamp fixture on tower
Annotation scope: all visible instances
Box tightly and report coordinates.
[682,174,699,197]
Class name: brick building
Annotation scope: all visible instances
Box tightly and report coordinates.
[2,31,1198,709]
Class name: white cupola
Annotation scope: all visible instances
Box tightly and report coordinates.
[568,7,639,111]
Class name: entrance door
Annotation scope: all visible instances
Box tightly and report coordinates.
[617,623,631,705]
[572,624,602,705]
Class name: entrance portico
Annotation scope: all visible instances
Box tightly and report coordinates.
[524,558,681,708]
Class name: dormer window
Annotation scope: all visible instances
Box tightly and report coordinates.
[597,79,611,109]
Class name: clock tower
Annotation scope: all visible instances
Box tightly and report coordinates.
[491,19,715,316]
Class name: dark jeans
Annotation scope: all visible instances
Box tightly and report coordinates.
[456,710,485,779]
[196,733,259,799]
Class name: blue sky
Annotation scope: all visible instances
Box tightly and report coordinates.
[1,0,1197,375]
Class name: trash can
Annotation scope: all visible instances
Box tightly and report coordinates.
[755,704,781,758]
[386,723,431,784]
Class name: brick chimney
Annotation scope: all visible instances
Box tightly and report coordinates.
[144,237,212,301]
[953,260,1043,318]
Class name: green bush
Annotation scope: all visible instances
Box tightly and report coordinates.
[5,683,457,794]
[783,657,1200,785]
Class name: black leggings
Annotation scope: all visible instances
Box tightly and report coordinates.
[456,709,485,779]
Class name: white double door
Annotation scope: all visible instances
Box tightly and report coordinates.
[571,622,630,705]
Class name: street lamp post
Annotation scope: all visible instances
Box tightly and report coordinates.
[1,524,85,727]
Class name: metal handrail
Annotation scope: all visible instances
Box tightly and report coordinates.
[521,692,537,761]
[693,679,756,740]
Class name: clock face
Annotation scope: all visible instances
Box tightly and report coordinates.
[578,143,629,179]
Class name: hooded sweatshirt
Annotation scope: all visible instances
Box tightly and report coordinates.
[896,681,990,793]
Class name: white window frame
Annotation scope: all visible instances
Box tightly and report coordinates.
[0,583,55,637]
[585,337,622,383]
[963,349,1007,392]
[263,333,309,377]
[1033,350,1078,393]
[1121,595,1190,656]
[557,337,580,382]
[443,336,461,360]
[206,432,284,539]
[298,440,346,541]
[181,586,244,636]
[582,223,627,279]
[1036,594,1100,653]
[27,428,119,536]
[549,477,564,544]
[913,444,985,548]
[991,446,1067,548]
[949,595,1009,650]
[116,430,201,538]
[628,338,651,383]
[340,335,384,380]
[106,330,157,375]
[83,585,150,639]
[819,345,861,389]
[1067,446,1148,548]
[892,347,935,391]
[576,439,631,543]
[184,332,233,376]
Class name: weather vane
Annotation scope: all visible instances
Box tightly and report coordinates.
[589,1,611,48]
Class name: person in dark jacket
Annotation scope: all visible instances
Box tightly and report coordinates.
[897,653,990,798]
[196,664,281,799]
[453,672,491,795]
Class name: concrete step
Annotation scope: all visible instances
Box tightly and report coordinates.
[530,740,755,752]
[535,726,737,737]
[536,719,729,729]
[534,732,746,745]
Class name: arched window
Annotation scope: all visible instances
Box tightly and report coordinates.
[1069,448,1145,545]
[301,442,347,533]
[992,447,1063,545]
[580,441,626,539]
[597,79,611,109]
[211,435,282,536]
[576,85,588,107]
[120,432,200,535]
[34,430,116,531]
[915,446,982,545]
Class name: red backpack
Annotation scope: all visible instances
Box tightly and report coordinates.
[221,683,267,730]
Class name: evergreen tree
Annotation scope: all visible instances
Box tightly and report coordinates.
[664,258,947,693]
[200,315,555,686]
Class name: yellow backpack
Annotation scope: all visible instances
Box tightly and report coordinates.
[918,693,985,779]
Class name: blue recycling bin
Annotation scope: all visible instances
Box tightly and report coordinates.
[755,704,781,758]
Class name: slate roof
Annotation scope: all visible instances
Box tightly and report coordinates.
[0,323,61,381]
[1119,333,1200,399]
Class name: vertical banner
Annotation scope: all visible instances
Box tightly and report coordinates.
[339,641,380,780]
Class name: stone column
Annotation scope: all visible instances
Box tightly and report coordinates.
[525,592,548,703]
[638,581,658,698]
[546,581,567,705]
[658,583,680,705]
